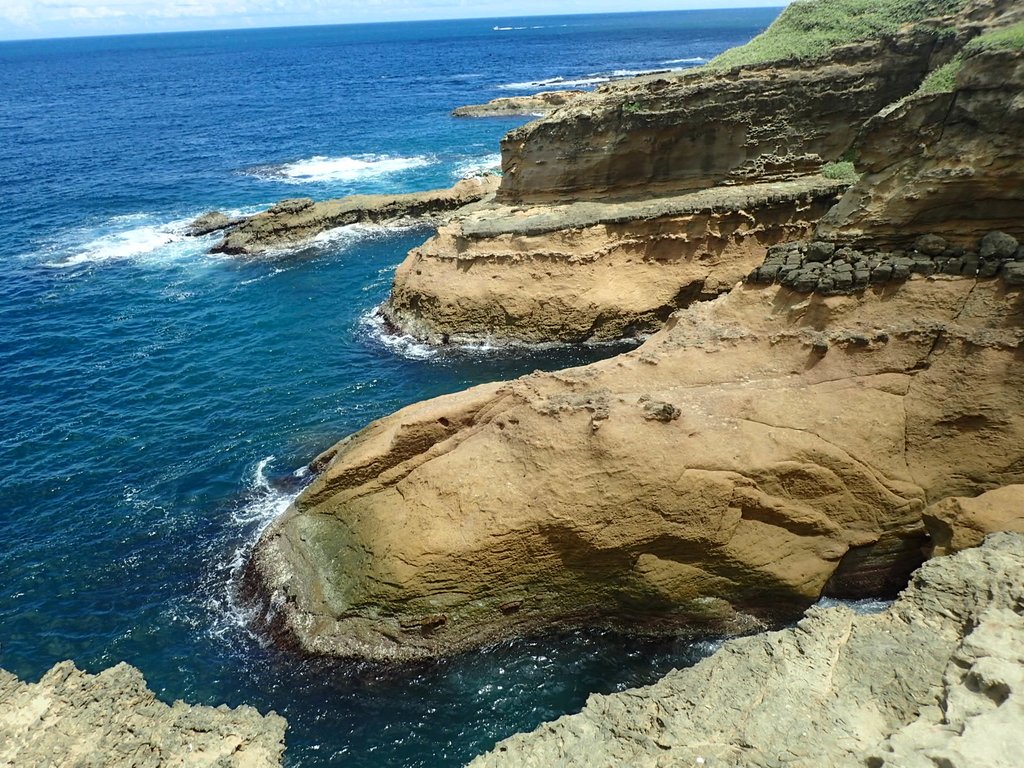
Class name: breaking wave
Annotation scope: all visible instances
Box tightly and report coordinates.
[249,154,434,184]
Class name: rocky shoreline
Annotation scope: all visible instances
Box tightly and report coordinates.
[0,661,286,767]
[451,90,584,118]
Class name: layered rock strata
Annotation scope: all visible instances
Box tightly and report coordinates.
[206,175,499,256]
[382,176,847,343]
[496,32,947,204]
[247,276,1024,661]
[452,90,584,118]
[470,533,1024,768]
[0,661,286,767]
[818,47,1024,247]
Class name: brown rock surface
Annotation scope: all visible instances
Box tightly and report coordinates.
[469,533,1024,768]
[247,277,1024,662]
[496,33,943,205]
[925,485,1024,555]
[382,176,847,344]
[0,661,286,767]
[211,175,499,256]
[452,90,584,118]
[817,48,1024,248]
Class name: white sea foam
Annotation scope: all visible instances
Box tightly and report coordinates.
[452,153,502,180]
[38,215,211,269]
[252,154,433,184]
[359,306,438,360]
[661,57,708,65]
[498,75,611,91]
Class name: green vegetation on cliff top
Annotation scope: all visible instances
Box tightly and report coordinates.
[711,0,969,68]
[918,20,1024,93]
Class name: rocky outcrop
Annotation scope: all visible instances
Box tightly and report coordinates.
[187,210,244,237]
[246,277,1024,662]
[925,485,1024,555]
[452,90,583,118]
[382,176,847,343]
[496,31,946,204]
[817,47,1024,248]
[209,175,499,256]
[0,661,286,767]
[470,533,1024,768]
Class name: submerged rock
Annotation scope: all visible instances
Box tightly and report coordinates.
[470,533,1024,767]
[0,661,286,766]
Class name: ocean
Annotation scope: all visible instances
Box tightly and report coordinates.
[0,9,780,766]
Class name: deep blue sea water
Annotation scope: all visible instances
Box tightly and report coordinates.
[0,9,780,766]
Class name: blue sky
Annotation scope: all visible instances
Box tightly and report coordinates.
[0,1,789,41]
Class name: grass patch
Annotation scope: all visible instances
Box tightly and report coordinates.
[917,57,963,92]
[821,160,860,181]
[710,0,970,69]
[964,20,1024,53]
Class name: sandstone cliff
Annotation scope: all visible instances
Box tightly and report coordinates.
[0,661,286,767]
[248,275,1024,661]
[470,532,1024,768]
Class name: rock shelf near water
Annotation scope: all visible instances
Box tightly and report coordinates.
[471,533,1024,768]
[0,661,286,767]
[451,90,584,118]
[192,175,499,256]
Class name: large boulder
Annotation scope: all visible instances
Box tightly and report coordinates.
[246,277,1024,662]
[925,485,1024,555]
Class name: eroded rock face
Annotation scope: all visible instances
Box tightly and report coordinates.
[470,533,1024,768]
[211,176,499,256]
[925,485,1024,555]
[497,32,943,204]
[0,661,286,767]
[817,48,1024,247]
[382,177,847,343]
[247,278,1024,661]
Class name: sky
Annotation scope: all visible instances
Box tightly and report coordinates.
[0,0,790,41]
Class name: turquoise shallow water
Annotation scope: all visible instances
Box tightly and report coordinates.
[0,9,780,766]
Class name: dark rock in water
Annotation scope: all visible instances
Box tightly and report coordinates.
[913,233,948,256]
[980,230,1019,259]
[187,210,242,237]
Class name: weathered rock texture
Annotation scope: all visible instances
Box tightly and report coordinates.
[470,533,1024,768]
[0,661,286,767]
[452,90,584,118]
[382,177,847,343]
[209,175,499,256]
[925,485,1024,556]
[247,277,1024,661]
[497,32,945,204]
[818,47,1024,247]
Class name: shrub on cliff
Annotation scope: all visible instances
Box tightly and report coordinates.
[711,0,969,68]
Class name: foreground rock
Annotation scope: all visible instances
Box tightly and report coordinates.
[452,90,584,118]
[209,175,499,256]
[382,176,847,343]
[471,533,1024,768]
[0,661,286,767]
[246,277,1024,661]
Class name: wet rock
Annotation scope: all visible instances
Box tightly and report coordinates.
[187,210,242,237]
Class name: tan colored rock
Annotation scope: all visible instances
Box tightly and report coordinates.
[925,485,1024,555]
[817,48,1024,247]
[246,277,1024,662]
[212,175,499,256]
[452,90,584,118]
[496,32,942,205]
[469,533,1024,768]
[0,661,286,767]
[382,176,847,343]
